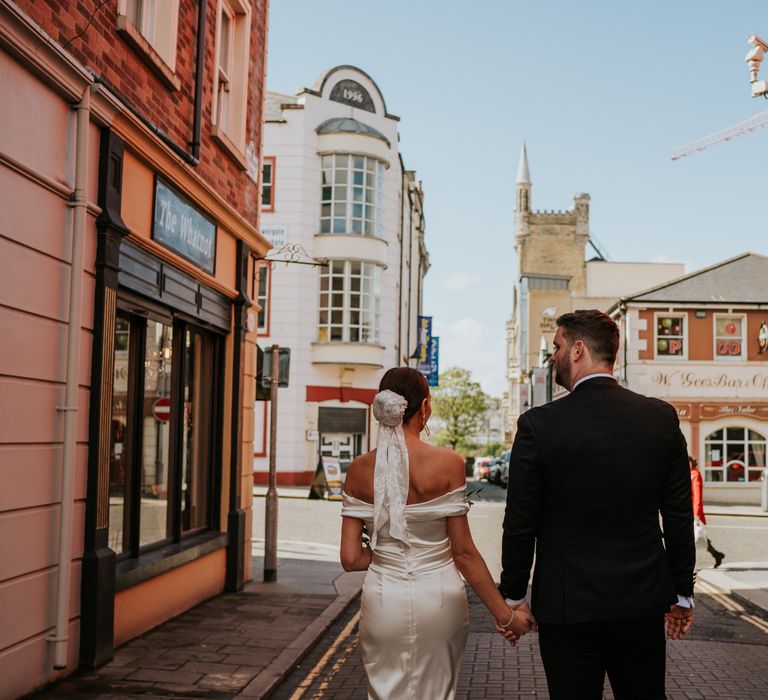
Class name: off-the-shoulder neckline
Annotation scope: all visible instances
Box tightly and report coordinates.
[342,484,467,508]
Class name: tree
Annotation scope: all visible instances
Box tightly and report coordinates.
[430,367,487,451]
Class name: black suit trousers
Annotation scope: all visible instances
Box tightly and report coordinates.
[538,616,666,700]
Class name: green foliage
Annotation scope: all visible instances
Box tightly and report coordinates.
[484,440,505,457]
[430,367,487,451]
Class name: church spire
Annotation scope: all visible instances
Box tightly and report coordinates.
[516,142,531,219]
[516,142,531,184]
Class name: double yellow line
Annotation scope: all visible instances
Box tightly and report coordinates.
[697,579,768,635]
[288,610,362,700]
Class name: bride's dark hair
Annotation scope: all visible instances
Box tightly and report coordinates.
[379,367,429,424]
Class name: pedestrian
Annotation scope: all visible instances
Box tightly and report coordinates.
[690,456,725,568]
[499,309,696,700]
[339,367,533,700]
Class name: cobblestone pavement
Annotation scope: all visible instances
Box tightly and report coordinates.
[270,585,768,700]
[31,559,348,700]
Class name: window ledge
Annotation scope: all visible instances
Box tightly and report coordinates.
[116,16,180,91]
[211,125,248,171]
[115,532,228,591]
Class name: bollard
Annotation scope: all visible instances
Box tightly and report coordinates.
[762,467,768,513]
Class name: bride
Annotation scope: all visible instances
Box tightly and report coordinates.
[340,367,534,699]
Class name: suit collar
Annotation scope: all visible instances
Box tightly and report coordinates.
[572,375,618,392]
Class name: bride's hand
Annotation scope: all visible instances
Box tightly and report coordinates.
[494,603,537,643]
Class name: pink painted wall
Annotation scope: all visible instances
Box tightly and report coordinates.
[0,45,98,697]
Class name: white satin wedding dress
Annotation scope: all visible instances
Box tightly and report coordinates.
[342,485,470,700]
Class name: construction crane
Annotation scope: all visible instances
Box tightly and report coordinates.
[671,110,768,160]
[671,34,768,160]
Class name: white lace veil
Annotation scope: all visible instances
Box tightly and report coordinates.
[370,389,410,548]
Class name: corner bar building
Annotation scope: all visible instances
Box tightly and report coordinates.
[0,2,270,695]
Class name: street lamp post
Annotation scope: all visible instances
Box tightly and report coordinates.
[264,344,280,582]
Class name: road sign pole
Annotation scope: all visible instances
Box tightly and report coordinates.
[264,344,279,582]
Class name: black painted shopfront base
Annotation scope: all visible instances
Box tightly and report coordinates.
[79,546,116,670]
[226,508,246,591]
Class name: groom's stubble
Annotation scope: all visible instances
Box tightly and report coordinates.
[552,341,572,391]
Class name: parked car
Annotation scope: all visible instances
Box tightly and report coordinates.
[488,457,504,485]
[473,456,494,481]
[488,449,511,487]
[497,449,511,487]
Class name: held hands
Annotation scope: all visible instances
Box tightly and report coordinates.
[493,602,537,646]
[665,604,694,640]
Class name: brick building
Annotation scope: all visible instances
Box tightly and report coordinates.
[610,253,768,506]
[0,1,270,694]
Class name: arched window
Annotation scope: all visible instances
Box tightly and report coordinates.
[703,427,766,483]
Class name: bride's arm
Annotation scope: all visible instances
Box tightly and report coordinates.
[447,515,530,635]
[340,516,372,571]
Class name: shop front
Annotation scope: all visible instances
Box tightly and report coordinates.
[80,129,265,664]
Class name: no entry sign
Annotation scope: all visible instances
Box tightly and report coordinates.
[152,397,171,422]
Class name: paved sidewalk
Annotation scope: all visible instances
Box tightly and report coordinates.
[32,558,364,699]
[698,562,768,617]
[271,584,768,699]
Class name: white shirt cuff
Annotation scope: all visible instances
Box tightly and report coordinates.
[676,595,695,608]
[505,597,527,606]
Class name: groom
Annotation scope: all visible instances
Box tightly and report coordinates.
[499,310,695,699]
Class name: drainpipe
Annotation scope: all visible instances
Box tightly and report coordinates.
[190,0,207,160]
[48,87,90,669]
[396,156,405,363]
[620,300,628,386]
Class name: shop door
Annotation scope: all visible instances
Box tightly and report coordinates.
[320,433,361,473]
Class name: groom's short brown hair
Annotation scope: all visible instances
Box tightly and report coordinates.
[556,309,620,364]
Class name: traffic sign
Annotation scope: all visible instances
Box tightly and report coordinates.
[152,397,171,422]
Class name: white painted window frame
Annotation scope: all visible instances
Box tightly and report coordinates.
[653,310,688,361]
[713,312,747,362]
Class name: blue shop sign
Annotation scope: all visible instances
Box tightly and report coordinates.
[152,179,216,274]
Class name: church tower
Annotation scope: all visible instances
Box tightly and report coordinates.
[515,142,531,239]
[504,144,591,444]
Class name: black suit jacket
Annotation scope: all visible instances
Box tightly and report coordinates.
[499,377,695,624]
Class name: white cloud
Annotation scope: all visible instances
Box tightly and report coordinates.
[444,271,482,292]
[432,317,507,398]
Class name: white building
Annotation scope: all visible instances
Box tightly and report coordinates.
[255,66,429,484]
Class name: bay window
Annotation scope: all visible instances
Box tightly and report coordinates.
[318,260,382,343]
[320,154,384,236]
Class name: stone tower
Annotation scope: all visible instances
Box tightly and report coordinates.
[504,145,591,444]
[514,143,590,293]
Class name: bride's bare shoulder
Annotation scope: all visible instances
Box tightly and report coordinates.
[344,450,376,499]
[425,445,466,487]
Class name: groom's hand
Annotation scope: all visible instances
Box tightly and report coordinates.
[665,604,694,639]
[493,602,537,644]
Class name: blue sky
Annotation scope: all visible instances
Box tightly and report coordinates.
[266,1,768,396]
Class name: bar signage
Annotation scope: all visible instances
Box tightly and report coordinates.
[153,179,216,274]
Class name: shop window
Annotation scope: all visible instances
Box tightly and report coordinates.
[117,0,181,87]
[318,260,382,344]
[108,309,221,557]
[261,157,275,211]
[714,315,745,360]
[655,314,686,358]
[320,154,385,237]
[212,0,251,162]
[703,427,766,483]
